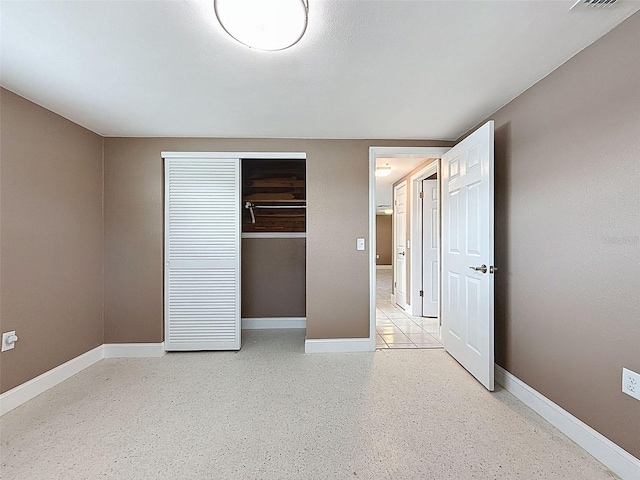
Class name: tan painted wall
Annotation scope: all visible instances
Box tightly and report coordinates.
[0,89,104,394]
[375,215,392,265]
[473,13,640,457]
[103,138,447,342]
[241,238,306,318]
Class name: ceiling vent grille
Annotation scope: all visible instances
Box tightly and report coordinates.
[571,0,619,10]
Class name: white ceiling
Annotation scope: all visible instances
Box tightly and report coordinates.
[1,1,638,140]
[375,156,431,214]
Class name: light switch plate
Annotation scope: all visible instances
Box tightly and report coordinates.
[356,238,365,251]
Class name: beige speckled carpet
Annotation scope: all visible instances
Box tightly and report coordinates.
[0,330,617,479]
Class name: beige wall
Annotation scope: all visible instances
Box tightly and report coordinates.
[476,13,640,457]
[0,89,104,393]
[103,138,446,342]
[242,238,306,318]
[375,215,392,265]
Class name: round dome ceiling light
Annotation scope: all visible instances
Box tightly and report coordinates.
[214,0,309,51]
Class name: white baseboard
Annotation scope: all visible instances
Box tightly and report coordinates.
[389,293,410,313]
[0,345,104,416]
[242,317,306,329]
[242,317,307,330]
[103,343,166,358]
[305,337,373,353]
[495,365,640,480]
[0,343,166,416]
[376,265,392,269]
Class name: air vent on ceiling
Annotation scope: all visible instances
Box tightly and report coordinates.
[571,0,619,10]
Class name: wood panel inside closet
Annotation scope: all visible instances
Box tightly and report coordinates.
[242,159,306,233]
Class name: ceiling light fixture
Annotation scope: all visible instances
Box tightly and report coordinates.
[384,209,393,215]
[214,0,309,51]
[375,165,392,177]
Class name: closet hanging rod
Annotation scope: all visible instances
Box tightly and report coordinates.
[244,201,306,224]
[244,202,306,210]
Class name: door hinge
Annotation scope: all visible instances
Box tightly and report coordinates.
[394,281,397,288]
[419,290,424,297]
[419,191,424,199]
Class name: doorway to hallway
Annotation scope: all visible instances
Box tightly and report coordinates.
[375,266,441,349]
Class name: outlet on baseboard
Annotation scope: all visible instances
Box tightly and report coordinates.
[622,368,640,402]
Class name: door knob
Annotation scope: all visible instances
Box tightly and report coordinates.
[400,252,405,256]
[469,264,487,274]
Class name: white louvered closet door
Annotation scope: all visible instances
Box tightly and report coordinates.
[164,156,241,351]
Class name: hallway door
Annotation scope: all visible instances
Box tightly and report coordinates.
[393,181,407,308]
[421,179,439,317]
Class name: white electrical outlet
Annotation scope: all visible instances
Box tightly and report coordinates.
[2,331,19,352]
[622,368,640,402]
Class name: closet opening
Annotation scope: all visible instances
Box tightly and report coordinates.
[240,158,307,331]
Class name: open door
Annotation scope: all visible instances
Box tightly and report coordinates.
[393,181,408,308]
[441,121,495,390]
[421,179,439,317]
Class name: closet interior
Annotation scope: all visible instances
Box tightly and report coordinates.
[241,159,307,324]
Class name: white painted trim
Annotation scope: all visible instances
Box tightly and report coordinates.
[0,346,104,416]
[409,159,441,317]
[376,265,392,269]
[104,343,166,358]
[0,342,171,416]
[369,147,451,352]
[305,338,373,353]
[162,151,306,159]
[242,317,306,329]
[369,148,378,351]
[241,232,306,239]
[495,365,640,480]
[368,147,450,158]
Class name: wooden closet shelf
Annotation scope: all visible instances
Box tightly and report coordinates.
[245,179,305,188]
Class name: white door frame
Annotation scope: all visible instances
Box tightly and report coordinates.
[408,160,440,318]
[368,147,450,351]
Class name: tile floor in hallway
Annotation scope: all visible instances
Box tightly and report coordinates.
[376,266,443,349]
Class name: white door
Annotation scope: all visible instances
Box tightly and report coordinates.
[164,156,241,351]
[394,181,408,308]
[422,179,439,317]
[441,121,495,390]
